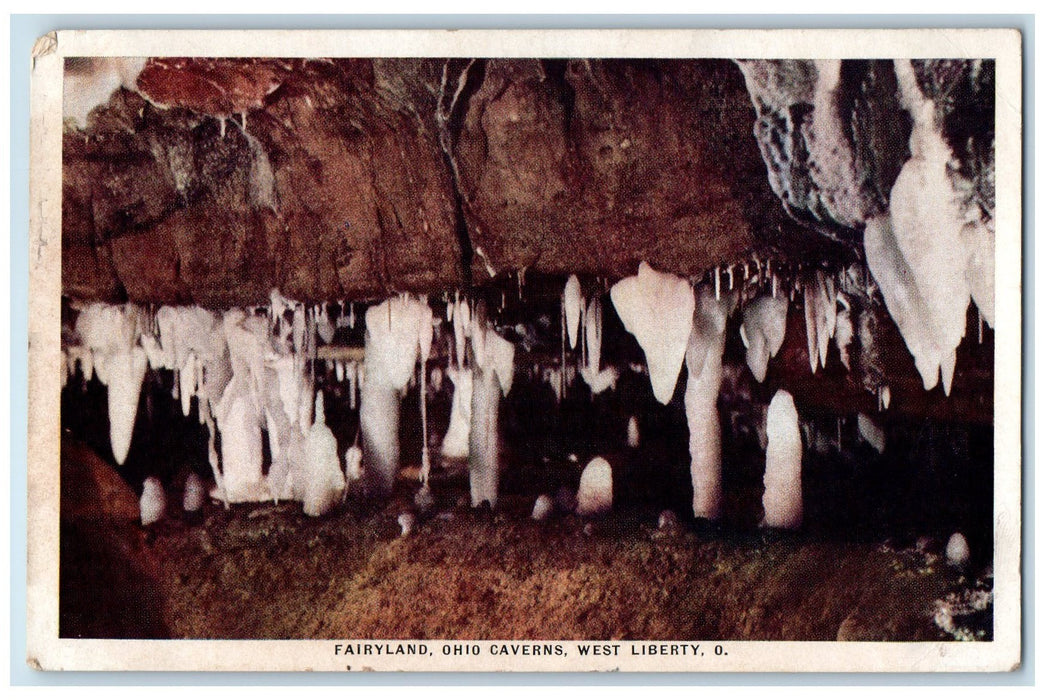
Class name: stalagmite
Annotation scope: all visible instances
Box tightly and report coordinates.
[301,392,345,517]
[946,532,971,567]
[576,457,613,516]
[741,295,788,383]
[215,374,269,502]
[182,472,205,513]
[626,415,640,448]
[468,319,515,509]
[685,285,732,521]
[344,445,363,483]
[610,262,696,404]
[762,389,803,530]
[398,512,416,537]
[857,413,886,454]
[563,274,582,350]
[139,476,166,526]
[360,295,428,497]
[531,494,554,521]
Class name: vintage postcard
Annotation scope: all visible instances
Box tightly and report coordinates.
[26,28,1022,672]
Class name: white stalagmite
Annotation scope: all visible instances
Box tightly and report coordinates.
[576,456,613,516]
[946,532,971,567]
[215,374,269,502]
[626,416,640,448]
[610,262,696,404]
[139,476,166,526]
[182,472,205,513]
[741,295,788,383]
[360,295,428,497]
[857,413,886,454]
[864,60,982,395]
[762,390,803,530]
[531,494,554,521]
[301,391,345,517]
[344,445,363,483]
[468,322,515,508]
[685,285,732,521]
[441,367,473,459]
[563,274,583,350]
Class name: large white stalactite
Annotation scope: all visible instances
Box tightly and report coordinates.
[684,285,734,521]
[74,303,147,465]
[610,262,696,405]
[863,59,993,395]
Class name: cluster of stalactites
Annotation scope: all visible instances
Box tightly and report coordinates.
[63,292,346,516]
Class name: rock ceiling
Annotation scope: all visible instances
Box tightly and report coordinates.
[60,57,993,308]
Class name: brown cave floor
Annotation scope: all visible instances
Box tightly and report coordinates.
[60,436,987,642]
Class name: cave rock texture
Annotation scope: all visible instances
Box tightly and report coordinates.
[63,57,841,307]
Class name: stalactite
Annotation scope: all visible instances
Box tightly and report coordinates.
[610,262,695,404]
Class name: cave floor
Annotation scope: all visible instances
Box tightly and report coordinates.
[59,437,987,642]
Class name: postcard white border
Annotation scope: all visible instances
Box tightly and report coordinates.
[27,27,1023,673]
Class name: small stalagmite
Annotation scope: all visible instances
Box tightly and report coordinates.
[946,532,971,567]
[139,476,167,527]
[762,389,803,530]
[531,494,555,521]
[626,416,640,448]
[576,457,613,517]
[182,472,205,513]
